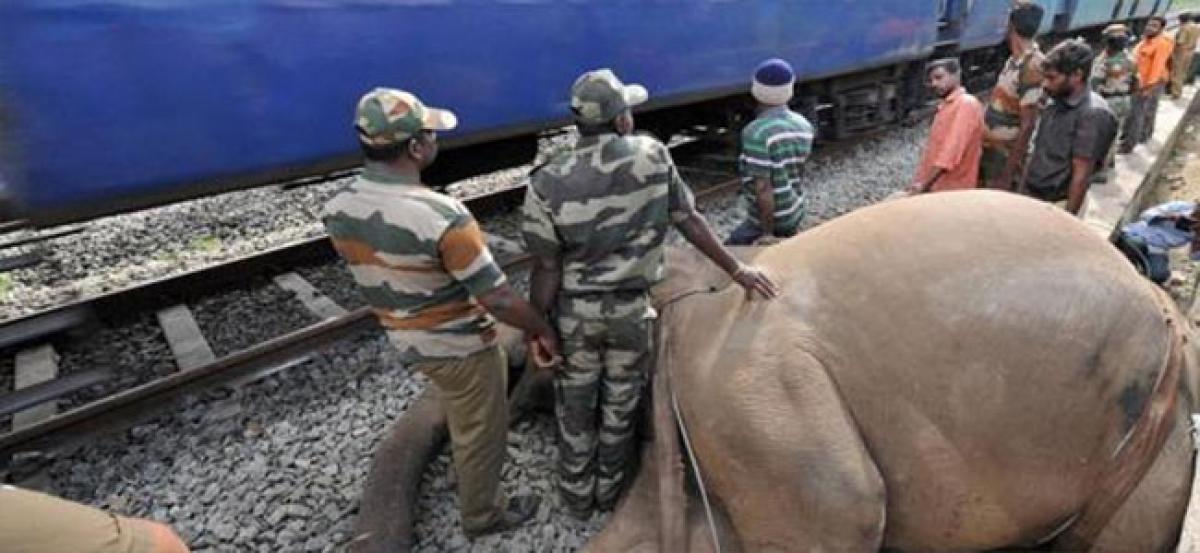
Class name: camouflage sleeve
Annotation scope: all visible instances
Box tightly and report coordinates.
[659,144,698,224]
[1089,56,1106,87]
[521,180,562,260]
[439,213,507,298]
[1018,56,1045,107]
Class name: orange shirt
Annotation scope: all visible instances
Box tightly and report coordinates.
[1136,34,1175,89]
[915,87,985,192]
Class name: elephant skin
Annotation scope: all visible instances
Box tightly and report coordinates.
[588,190,1200,552]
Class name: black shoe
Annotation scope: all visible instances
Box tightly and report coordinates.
[465,495,541,538]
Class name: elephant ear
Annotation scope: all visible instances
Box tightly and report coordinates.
[651,245,768,308]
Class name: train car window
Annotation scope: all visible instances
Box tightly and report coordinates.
[938,0,972,28]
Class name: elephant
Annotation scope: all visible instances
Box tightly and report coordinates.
[354,189,1200,552]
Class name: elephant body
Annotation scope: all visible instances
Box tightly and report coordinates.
[588,190,1199,552]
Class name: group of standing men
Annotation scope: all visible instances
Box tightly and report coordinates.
[908,5,1199,220]
[319,1,1200,543]
[322,70,780,536]
[4,5,1199,553]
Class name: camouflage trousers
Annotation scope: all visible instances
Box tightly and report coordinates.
[554,291,654,513]
[1100,95,1131,173]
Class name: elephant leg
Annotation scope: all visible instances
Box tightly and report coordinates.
[1087,408,1192,553]
[688,347,887,552]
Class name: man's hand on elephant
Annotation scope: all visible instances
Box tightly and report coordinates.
[732,263,779,300]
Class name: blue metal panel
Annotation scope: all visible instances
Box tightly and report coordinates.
[958,0,1065,50]
[1130,0,1156,17]
[1071,0,1122,30]
[959,0,1013,51]
[0,0,938,218]
[1034,0,1060,33]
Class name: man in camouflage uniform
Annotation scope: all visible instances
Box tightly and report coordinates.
[1170,12,1199,99]
[1090,24,1137,179]
[982,2,1045,190]
[323,88,559,537]
[522,69,778,518]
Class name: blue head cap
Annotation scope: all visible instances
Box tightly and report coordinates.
[752,58,795,105]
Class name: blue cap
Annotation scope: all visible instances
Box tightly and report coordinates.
[752,58,796,105]
[754,58,795,87]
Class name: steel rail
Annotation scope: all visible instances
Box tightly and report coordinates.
[0,136,732,350]
[0,185,530,350]
[0,175,743,460]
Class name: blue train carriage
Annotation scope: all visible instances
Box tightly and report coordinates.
[0,0,939,226]
[937,0,1173,93]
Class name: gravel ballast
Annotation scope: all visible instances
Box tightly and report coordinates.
[22,121,928,552]
[0,134,575,322]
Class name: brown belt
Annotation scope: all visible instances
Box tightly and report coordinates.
[1057,286,1187,550]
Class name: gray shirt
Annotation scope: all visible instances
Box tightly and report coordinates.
[1025,90,1118,201]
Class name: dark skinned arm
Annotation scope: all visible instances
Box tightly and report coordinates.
[908,168,946,194]
[1000,106,1039,191]
[476,282,559,359]
[753,176,775,236]
[528,253,561,317]
[1064,157,1094,215]
[674,211,779,299]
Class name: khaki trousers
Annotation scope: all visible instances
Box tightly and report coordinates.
[1171,51,1196,97]
[413,345,509,532]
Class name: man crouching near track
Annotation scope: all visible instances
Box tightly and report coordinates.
[321,88,559,538]
[1,485,189,552]
[520,69,779,520]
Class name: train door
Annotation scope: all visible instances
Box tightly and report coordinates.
[1030,0,1074,34]
[937,0,970,45]
[1129,0,1156,18]
[1070,0,1124,31]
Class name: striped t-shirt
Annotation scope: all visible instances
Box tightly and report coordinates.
[739,106,813,234]
[321,164,506,364]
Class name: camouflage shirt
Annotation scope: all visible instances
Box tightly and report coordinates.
[985,44,1045,144]
[321,164,507,364]
[1090,48,1137,97]
[522,132,697,294]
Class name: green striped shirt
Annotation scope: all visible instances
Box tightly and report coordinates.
[739,106,812,233]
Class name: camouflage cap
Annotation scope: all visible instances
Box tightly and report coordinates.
[1102,23,1129,37]
[354,88,457,147]
[569,69,648,125]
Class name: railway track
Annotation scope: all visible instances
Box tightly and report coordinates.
[0,102,927,465]
[0,136,744,463]
[4,115,933,550]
